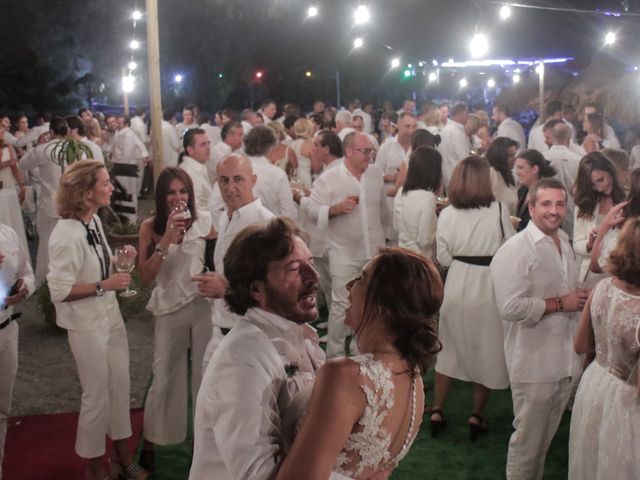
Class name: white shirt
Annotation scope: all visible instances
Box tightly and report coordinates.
[527,124,548,153]
[337,127,356,141]
[47,217,124,331]
[19,139,65,217]
[491,221,581,383]
[496,117,527,152]
[111,127,148,165]
[602,122,621,149]
[161,120,181,168]
[306,162,388,260]
[175,122,198,138]
[209,142,232,180]
[189,307,325,480]
[438,119,471,186]
[130,115,148,145]
[200,124,221,146]
[545,144,581,239]
[352,108,372,134]
[180,156,213,211]
[248,155,298,220]
[241,121,253,136]
[489,167,518,215]
[375,136,408,183]
[4,123,50,149]
[213,199,275,329]
[81,137,104,162]
[0,223,35,322]
[394,188,437,260]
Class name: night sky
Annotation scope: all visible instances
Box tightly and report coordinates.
[0,0,638,112]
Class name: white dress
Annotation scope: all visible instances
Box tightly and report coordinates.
[435,201,514,389]
[394,188,438,260]
[568,278,640,479]
[290,138,313,188]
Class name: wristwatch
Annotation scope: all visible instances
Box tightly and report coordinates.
[95,282,105,297]
[155,244,168,260]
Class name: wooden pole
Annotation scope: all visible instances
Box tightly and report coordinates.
[538,62,545,124]
[122,68,130,116]
[146,0,164,186]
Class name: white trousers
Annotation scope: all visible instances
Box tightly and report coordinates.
[114,175,138,223]
[314,255,332,313]
[326,251,367,358]
[35,211,58,286]
[143,298,212,445]
[507,378,573,480]
[0,322,18,479]
[67,323,132,459]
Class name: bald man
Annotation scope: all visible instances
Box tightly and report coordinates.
[195,154,275,369]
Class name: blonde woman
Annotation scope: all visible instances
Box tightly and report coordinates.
[290,118,321,187]
[266,122,296,173]
[47,160,147,480]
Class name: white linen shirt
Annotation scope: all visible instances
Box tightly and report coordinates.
[47,217,123,331]
[394,188,437,260]
[438,120,471,186]
[544,144,581,238]
[208,142,232,180]
[213,199,275,329]
[19,139,66,217]
[161,120,181,168]
[490,221,581,383]
[306,162,388,261]
[180,156,213,211]
[0,224,35,322]
[189,307,325,480]
[496,117,527,152]
[111,127,148,164]
[248,155,298,220]
[81,137,104,162]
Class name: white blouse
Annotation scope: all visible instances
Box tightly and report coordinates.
[394,188,437,260]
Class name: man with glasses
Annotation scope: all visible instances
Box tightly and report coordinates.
[306,132,389,357]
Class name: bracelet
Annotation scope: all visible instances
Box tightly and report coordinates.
[154,244,168,260]
[556,296,565,313]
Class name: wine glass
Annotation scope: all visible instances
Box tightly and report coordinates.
[171,200,192,235]
[114,245,137,297]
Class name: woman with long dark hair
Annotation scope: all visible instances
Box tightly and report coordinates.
[573,152,626,287]
[137,167,214,471]
[514,149,557,231]
[486,137,519,215]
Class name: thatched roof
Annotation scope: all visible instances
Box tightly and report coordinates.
[494,65,571,113]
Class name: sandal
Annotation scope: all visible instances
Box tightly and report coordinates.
[109,460,149,480]
[429,408,447,438]
[468,413,488,442]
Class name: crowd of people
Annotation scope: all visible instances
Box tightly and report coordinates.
[0,95,639,480]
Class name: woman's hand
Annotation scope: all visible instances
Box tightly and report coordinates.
[102,273,131,291]
[162,209,189,244]
[586,227,599,252]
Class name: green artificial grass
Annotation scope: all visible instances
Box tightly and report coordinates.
[141,312,571,479]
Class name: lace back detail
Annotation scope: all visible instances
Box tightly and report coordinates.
[334,354,419,478]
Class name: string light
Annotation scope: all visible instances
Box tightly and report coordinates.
[459,78,468,88]
[122,75,135,93]
[513,74,521,84]
[175,74,183,83]
[354,5,370,25]
[128,61,137,70]
[130,39,140,50]
[132,10,142,21]
[499,5,511,20]
[307,6,318,18]
[604,31,616,45]
[487,78,496,88]
[390,58,400,69]
[354,37,364,49]
[469,33,489,58]
[305,71,313,77]
[428,72,437,83]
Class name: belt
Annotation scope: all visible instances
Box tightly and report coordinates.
[453,256,493,266]
[0,312,21,330]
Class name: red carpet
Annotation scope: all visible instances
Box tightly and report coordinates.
[4,409,144,480]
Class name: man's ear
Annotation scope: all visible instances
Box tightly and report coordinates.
[249,280,264,303]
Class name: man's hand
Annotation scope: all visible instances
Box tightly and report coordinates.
[561,289,591,312]
[192,272,227,298]
[328,196,359,218]
[5,279,28,306]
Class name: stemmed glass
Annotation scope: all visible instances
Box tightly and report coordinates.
[114,245,138,297]
[171,200,192,235]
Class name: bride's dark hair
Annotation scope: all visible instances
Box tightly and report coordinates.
[358,247,443,375]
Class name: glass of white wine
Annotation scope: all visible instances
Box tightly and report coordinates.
[171,200,192,235]
[114,245,137,297]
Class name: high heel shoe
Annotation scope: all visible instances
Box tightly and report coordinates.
[468,413,488,442]
[109,460,149,480]
[429,408,447,438]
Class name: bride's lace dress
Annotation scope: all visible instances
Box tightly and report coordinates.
[568,277,640,479]
[333,353,419,479]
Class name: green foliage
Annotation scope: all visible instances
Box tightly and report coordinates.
[45,139,93,172]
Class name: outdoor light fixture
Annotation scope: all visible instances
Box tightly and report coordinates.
[305,71,312,77]
[390,58,400,69]
[604,31,616,45]
[499,5,511,20]
[128,61,137,70]
[459,78,468,88]
[122,75,135,93]
[428,72,437,83]
[487,78,496,88]
[174,74,183,83]
[403,69,412,78]
[354,5,370,25]
[513,74,521,84]
[218,73,224,78]
[354,37,364,48]
[132,10,142,21]
[255,71,264,79]
[130,40,140,50]
[535,63,544,75]
[307,6,318,18]
[469,33,489,58]
[432,59,439,66]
